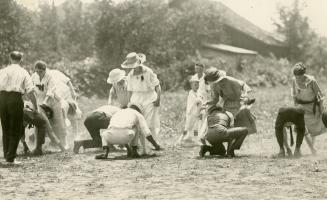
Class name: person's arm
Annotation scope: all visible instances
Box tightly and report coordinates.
[153,84,161,107]
[27,91,38,112]
[207,84,220,106]
[67,81,77,100]
[226,111,234,127]
[311,79,324,113]
[291,79,297,105]
[43,76,56,105]
[108,87,116,105]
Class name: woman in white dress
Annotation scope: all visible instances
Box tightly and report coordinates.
[121,52,162,149]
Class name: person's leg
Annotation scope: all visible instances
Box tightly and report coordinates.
[200,127,226,157]
[305,133,316,155]
[6,95,24,162]
[74,112,109,153]
[95,130,111,159]
[282,127,292,156]
[294,127,305,157]
[50,100,68,147]
[226,127,248,155]
[0,95,10,160]
[20,125,30,155]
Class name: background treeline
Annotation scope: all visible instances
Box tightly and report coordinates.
[1,0,327,97]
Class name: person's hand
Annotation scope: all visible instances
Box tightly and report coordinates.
[153,98,160,107]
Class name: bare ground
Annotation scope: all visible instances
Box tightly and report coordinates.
[1,86,327,200]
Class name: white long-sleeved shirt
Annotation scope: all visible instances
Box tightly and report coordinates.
[109,108,151,137]
[0,64,34,94]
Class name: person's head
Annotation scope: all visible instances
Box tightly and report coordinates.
[121,52,142,69]
[293,62,306,82]
[189,76,199,92]
[204,67,220,84]
[128,103,142,114]
[194,63,204,75]
[34,60,47,79]
[107,68,126,85]
[9,51,23,64]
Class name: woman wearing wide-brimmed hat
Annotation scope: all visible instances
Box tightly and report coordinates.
[122,52,162,150]
[291,62,326,155]
[204,67,256,134]
[107,68,129,108]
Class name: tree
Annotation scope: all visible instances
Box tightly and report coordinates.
[274,0,315,61]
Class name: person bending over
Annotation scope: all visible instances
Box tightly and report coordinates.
[95,103,161,159]
[275,107,306,157]
[73,105,121,154]
[199,105,248,157]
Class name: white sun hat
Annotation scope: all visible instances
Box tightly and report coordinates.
[107,68,126,84]
[121,52,141,69]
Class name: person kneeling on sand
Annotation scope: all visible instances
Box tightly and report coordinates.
[95,103,161,159]
[199,105,248,158]
[275,107,306,158]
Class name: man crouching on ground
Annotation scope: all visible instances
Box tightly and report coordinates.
[95,103,160,159]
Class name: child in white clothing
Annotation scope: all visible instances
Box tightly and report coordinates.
[178,76,203,145]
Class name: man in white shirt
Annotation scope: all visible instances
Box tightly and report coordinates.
[31,61,68,147]
[95,103,161,159]
[73,105,121,154]
[0,51,38,164]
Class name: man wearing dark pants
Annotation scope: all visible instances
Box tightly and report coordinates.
[199,105,248,157]
[73,105,121,153]
[0,51,38,164]
[275,107,305,157]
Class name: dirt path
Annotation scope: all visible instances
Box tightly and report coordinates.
[1,87,327,199]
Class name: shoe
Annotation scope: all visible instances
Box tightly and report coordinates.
[32,148,43,156]
[275,151,285,158]
[226,149,235,158]
[286,148,293,157]
[293,149,302,158]
[199,145,210,157]
[95,154,108,159]
[73,141,82,154]
[6,160,22,165]
[131,146,140,158]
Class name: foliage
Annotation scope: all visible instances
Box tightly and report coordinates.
[274,0,315,62]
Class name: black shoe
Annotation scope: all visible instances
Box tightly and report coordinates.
[226,149,235,158]
[131,146,140,158]
[95,154,108,159]
[32,148,43,156]
[199,145,210,157]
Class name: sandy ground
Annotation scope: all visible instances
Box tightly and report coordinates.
[1,86,327,200]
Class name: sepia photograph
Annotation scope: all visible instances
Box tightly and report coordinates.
[0,0,327,199]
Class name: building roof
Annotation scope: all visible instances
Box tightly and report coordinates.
[202,43,258,55]
[215,2,286,47]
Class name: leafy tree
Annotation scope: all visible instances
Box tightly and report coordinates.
[274,0,315,61]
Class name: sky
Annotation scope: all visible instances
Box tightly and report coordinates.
[16,0,327,37]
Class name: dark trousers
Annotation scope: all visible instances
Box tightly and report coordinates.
[275,107,305,149]
[0,92,24,162]
[206,126,248,151]
[80,111,110,149]
[22,108,47,149]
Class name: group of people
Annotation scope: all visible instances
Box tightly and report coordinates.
[0,51,80,164]
[1,50,326,165]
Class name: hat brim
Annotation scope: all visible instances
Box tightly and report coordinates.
[121,60,139,69]
[107,74,126,84]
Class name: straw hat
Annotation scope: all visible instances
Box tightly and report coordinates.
[189,75,200,82]
[121,52,141,69]
[107,68,126,84]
